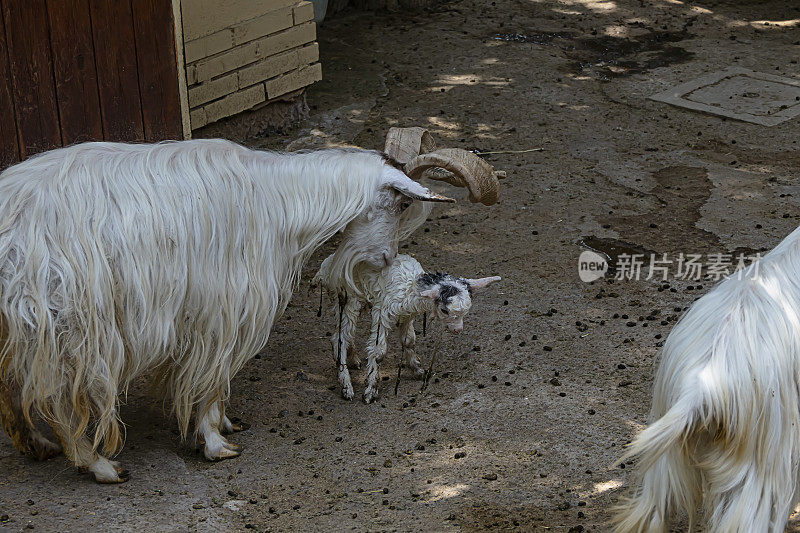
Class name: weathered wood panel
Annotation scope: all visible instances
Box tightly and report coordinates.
[131,0,182,141]
[0,6,19,168]
[1,0,61,158]
[0,0,187,165]
[47,0,103,145]
[89,0,144,142]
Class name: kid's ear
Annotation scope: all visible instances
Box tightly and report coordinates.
[466,276,501,291]
[420,287,440,300]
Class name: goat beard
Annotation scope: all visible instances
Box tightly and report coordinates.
[315,244,380,301]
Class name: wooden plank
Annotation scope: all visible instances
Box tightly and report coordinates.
[1,0,61,158]
[170,0,191,139]
[131,0,182,141]
[0,6,20,168]
[89,0,144,142]
[46,0,103,145]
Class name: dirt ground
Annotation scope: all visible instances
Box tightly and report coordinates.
[2,0,800,531]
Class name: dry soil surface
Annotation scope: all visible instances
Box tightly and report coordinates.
[2,1,800,531]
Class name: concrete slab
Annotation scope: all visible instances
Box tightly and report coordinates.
[651,67,800,126]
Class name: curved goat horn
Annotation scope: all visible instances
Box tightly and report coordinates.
[404,148,500,206]
[384,127,437,164]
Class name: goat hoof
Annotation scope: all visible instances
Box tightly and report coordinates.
[97,474,130,484]
[363,389,379,404]
[218,447,241,460]
[223,442,242,452]
[91,459,130,483]
[96,470,130,484]
[341,385,354,401]
[206,445,241,461]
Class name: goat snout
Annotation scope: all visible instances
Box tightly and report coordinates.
[449,323,463,334]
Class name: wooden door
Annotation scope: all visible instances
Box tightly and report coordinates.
[0,0,184,169]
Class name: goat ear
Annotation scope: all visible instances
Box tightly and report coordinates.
[392,184,455,203]
[383,168,455,203]
[420,287,440,300]
[466,276,501,291]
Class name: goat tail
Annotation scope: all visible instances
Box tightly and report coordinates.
[611,395,702,533]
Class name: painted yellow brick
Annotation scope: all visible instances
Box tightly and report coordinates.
[232,7,294,46]
[238,44,316,88]
[193,22,316,83]
[293,1,314,24]
[186,64,198,85]
[184,6,295,64]
[185,30,234,64]
[204,84,266,123]
[188,71,239,107]
[190,107,208,129]
[182,0,296,40]
[265,63,322,99]
[298,42,319,65]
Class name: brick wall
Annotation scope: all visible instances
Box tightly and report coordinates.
[181,0,322,130]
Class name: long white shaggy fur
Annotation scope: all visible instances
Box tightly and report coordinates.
[0,139,441,482]
[613,227,800,532]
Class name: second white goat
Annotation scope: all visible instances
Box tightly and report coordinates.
[315,254,500,403]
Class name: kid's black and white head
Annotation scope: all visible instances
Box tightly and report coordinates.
[417,272,501,333]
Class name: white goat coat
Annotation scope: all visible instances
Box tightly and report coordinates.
[0,139,392,455]
[615,226,800,532]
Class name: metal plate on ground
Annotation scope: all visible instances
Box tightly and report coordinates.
[650,67,800,126]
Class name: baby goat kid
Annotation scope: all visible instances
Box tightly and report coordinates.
[315,254,500,402]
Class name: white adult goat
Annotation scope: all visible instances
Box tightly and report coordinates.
[613,229,800,532]
[0,139,471,483]
[315,253,500,402]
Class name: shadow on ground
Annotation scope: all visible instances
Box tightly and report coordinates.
[2,0,800,531]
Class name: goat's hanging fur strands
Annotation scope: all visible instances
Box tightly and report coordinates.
[0,139,459,482]
[613,227,800,533]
